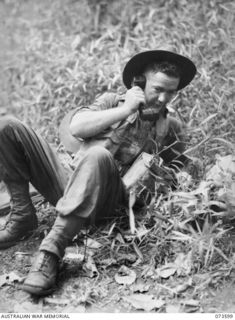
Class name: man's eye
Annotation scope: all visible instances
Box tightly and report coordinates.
[155,88,163,93]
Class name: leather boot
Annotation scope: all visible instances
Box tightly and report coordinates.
[0,181,38,249]
[22,250,59,296]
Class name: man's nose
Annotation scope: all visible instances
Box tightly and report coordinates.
[158,92,169,104]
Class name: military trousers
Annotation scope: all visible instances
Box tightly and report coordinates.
[0,116,126,258]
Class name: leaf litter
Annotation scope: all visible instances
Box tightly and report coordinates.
[0,271,24,287]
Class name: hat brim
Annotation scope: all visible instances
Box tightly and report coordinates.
[122,50,197,90]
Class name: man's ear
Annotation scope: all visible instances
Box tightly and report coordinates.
[132,75,146,90]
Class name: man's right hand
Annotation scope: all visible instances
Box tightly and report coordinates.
[123,86,146,115]
[70,88,145,139]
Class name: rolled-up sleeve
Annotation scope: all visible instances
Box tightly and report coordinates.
[74,92,120,114]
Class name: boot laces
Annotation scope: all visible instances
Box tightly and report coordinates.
[34,252,57,277]
[4,217,25,232]
[5,210,13,224]
[4,211,36,230]
[4,218,18,231]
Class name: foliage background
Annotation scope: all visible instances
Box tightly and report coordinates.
[1,0,234,164]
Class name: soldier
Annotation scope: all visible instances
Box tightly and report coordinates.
[0,50,196,295]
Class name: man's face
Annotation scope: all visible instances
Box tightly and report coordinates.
[144,71,180,112]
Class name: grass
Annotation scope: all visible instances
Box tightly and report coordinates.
[1,0,235,312]
[2,1,235,147]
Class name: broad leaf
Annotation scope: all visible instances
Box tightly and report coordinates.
[156,263,176,278]
[85,238,102,249]
[166,304,181,313]
[115,265,136,285]
[123,294,165,311]
[0,272,23,287]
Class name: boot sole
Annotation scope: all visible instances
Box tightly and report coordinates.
[0,229,37,250]
[21,283,55,296]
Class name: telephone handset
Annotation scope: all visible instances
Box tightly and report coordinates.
[132,76,162,121]
[132,75,146,90]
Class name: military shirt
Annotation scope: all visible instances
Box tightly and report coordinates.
[70,92,185,174]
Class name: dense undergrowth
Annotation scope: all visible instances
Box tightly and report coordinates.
[1,0,235,312]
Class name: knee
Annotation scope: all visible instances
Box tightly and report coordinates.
[84,146,112,161]
[0,116,21,134]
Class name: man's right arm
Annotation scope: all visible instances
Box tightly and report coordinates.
[69,87,145,139]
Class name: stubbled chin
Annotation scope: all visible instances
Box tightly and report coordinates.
[145,103,165,113]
